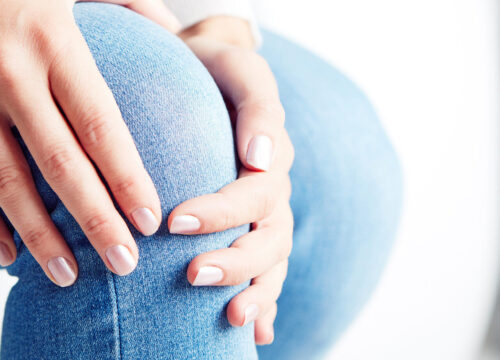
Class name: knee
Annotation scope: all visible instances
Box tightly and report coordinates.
[261,31,402,226]
[289,82,403,236]
[73,3,237,209]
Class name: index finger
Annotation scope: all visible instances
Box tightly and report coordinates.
[188,40,285,171]
[217,51,285,172]
[49,28,161,236]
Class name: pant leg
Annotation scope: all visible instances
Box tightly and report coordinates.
[1,4,256,359]
[257,31,403,360]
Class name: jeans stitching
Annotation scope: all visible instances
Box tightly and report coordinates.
[106,271,122,360]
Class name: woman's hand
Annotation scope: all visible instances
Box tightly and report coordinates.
[171,19,295,345]
[0,0,178,285]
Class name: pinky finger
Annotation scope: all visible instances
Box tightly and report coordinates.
[255,303,277,345]
[0,216,16,267]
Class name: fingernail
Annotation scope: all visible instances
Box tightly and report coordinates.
[192,266,223,286]
[170,215,201,234]
[131,207,159,236]
[47,257,77,287]
[106,245,136,276]
[246,135,273,171]
[0,243,13,266]
[243,304,260,326]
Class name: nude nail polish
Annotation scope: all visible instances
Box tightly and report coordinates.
[243,304,260,326]
[131,207,159,236]
[47,257,76,287]
[106,245,136,276]
[246,135,273,171]
[170,215,201,234]
[192,266,223,286]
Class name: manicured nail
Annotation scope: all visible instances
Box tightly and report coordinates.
[0,243,13,266]
[192,266,224,286]
[170,215,201,234]
[243,304,260,326]
[131,207,159,236]
[246,135,273,171]
[47,257,76,287]
[106,245,136,276]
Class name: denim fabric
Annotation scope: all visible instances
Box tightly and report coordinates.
[257,33,402,360]
[0,3,402,360]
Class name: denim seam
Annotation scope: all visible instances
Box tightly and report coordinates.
[106,272,122,360]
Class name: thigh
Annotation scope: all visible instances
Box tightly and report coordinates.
[1,4,256,360]
[257,31,403,359]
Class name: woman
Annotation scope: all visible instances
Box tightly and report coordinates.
[0,0,402,359]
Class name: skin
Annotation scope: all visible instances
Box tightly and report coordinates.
[0,0,294,345]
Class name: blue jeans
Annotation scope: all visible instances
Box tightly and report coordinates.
[0,3,402,359]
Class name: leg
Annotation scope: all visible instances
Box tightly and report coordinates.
[1,4,256,359]
[257,32,403,359]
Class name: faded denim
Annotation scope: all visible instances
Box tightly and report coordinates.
[0,3,402,360]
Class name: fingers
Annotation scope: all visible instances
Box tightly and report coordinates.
[226,260,287,343]
[0,216,16,267]
[48,30,161,237]
[186,201,293,286]
[169,172,288,235]
[0,123,77,285]
[8,79,138,277]
[212,50,285,172]
[218,51,284,172]
[254,303,278,345]
[79,0,181,33]
[186,41,285,171]
[236,95,285,172]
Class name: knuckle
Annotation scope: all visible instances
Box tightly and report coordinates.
[215,49,268,74]
[217,197,237,230]
[0,53,27,96]
[254,183,277,220]
[246,100,285,124]
[244,52,269,70]
[233,262,253,284]
[0,56,18,87]
[110,176,138,200]
[228,249,253,284]
[42,146,77,183]
[274,104,286,126]
[221,212,236,231]
[259,280,280,301]
[214,49,244,69]
[82,213,113,238]
[22,226,50,250]
[271,103,286,125]
[0,164,29,201]
[78,111,113,150]
[261,194,275,219]
[36,25,74,68]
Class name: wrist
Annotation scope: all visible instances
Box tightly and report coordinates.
[179,16,255,50]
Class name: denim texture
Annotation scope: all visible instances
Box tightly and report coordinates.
[0,3,402,359]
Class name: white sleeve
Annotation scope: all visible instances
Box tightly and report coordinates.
[164,0,261,46]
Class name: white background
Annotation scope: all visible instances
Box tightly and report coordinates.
[1,1,499,359]
[253,0,500,359]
